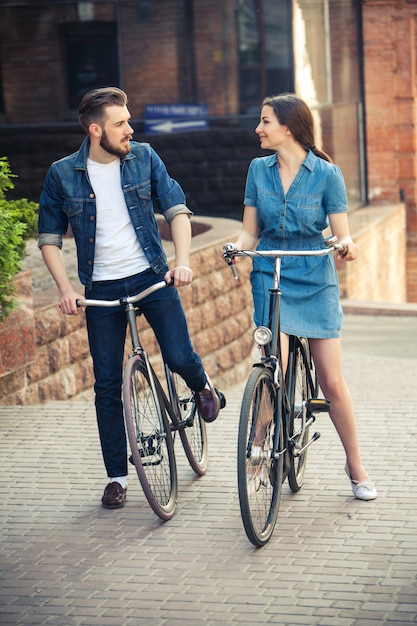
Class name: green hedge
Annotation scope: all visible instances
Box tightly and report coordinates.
[0,157,39,321]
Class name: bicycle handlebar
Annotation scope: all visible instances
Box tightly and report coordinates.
[221,236,344,279]
[76,280,168,308]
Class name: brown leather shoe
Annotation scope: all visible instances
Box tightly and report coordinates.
[195,375,220,423]
[101,481,127,509]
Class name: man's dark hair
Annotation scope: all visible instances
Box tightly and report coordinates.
[78,87,128,133]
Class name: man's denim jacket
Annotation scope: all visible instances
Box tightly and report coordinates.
[38,137,192,288]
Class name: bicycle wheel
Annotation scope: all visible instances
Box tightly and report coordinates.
[123,355,178,520]
[287,338,314,492]
[237,366,284,547]
[171,372,208,476]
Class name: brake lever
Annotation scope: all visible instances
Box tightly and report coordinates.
[222,243,239,280]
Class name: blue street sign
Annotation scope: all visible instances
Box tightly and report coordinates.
[144,103,208,134]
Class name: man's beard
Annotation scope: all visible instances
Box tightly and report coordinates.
[100,130,131,159]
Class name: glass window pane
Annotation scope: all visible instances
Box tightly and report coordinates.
[293,0,329,105]
[329,0,360,102]
[264,0,294,96]
[64,22,119,110]
[238,0,294,113]
[237,0,261,65]
[293,0,365,207]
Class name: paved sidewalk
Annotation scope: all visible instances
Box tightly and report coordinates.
[1,315,417,625]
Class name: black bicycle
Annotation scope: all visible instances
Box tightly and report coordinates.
[222,237,342,546]
[78,281,225,521]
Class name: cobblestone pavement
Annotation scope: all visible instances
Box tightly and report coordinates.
[1,316,417,626]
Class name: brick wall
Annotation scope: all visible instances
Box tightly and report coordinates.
[121,1,181,107]
[362,0,417,238]
[0,232,255,406]
[0,204,407,406]
[361,0,417,301]
[0,0,238,124]
[1,126,262,221]
[336,204,407,302]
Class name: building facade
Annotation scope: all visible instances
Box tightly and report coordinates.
[1,0,416,300]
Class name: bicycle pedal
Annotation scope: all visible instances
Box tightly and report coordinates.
[140,449,163,466]
[305,398,331,413]
[215,388,226,409]
[129,444,163,466]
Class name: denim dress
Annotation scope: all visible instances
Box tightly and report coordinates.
[244,150,347,338]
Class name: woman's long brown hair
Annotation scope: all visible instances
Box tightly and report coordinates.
[262,93,332,163]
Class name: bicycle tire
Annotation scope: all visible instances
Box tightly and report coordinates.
[237,366,284,547]
[287,338,314,492]
[123,355,178,520]
[171,372,208,476]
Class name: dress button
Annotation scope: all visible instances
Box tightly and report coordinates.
[89,215,95,221]
[87,260,92,266]
[88,238,94,243]
[89,193,95,198]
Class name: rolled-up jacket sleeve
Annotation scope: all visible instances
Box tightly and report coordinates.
[38,165,69,247]
[149,147,193,223]
[38,232,63,248]
[164,203,192,224]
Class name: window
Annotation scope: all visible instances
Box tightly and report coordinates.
[294,0,366,207]
[64,21,119,110]
[237,0,294,114]
[0,47,4,114]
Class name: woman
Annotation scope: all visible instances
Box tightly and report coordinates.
[232,93,376,500]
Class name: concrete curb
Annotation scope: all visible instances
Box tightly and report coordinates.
[341,298,417,316]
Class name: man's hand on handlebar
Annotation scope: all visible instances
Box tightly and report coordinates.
[59,289,86,315]
[165,265,193,287]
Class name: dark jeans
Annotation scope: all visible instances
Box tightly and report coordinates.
[85,268,206,478]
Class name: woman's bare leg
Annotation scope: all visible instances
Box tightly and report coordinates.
[254,332,290,435]
[309,337,370,483]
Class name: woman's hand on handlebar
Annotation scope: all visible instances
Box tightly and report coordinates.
[336,237,360,262]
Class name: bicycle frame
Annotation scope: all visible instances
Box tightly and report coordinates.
[79,280,175,425]
[78,279,210,430]
[115,290,198,436]
[125,297,198,434]
[78,279,210,518]
[224,240,338,472]
[223,239,338,545]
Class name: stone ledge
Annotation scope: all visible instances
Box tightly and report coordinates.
[2,217,251,405]
[3,206,410,405]
[342,299,417,317]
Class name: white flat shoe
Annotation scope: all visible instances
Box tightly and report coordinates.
[345,464,377,501]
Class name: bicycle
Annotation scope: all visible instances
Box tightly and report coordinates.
[77,280,225,521]
[222,236,342,546]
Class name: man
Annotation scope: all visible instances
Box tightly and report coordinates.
[38,87,223,509]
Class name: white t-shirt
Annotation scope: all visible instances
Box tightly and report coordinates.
[87,157,150,281]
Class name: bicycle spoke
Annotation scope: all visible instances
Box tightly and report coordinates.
[172,373,208,475]
[237,367,283,547]
[124,356,177,520]
[287,338,314,492]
